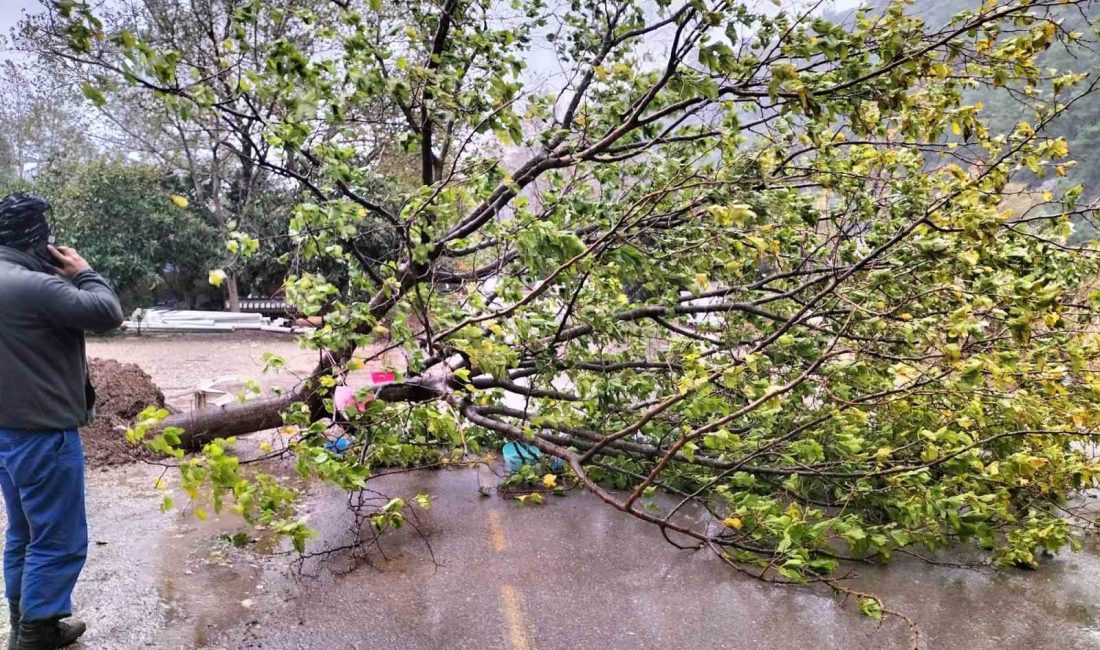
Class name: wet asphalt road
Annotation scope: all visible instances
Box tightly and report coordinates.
[1,462,1098,649]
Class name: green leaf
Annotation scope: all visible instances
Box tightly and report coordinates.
[858,597,883,621]
[80,82,107,107]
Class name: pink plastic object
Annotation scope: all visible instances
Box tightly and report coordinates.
[370,370,395,383]
[334,385,373,414]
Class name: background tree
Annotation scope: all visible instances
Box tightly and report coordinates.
[18,0,411,309]
[0,60,93,181]
[0,56,224,308]
[53,0,1100,637]
[0,157,224,309]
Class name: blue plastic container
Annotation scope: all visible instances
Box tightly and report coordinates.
[323,436,352,455]
[502,442,563,473]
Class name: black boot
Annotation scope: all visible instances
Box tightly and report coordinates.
[15,618,85,650]
[6,601,18,650]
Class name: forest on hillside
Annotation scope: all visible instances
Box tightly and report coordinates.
[828,0,1100,241]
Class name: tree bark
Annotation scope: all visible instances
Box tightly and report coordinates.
[226,272,241,312]
[162,374,450,451]
[166,392,298,450]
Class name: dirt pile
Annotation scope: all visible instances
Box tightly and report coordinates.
[82,358,167,468]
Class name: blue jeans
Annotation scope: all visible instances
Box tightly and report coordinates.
[0,429,87,622]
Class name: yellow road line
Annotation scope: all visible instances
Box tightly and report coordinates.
[487,510,506,552]
[500,584,533,650]
[487,509,534,649]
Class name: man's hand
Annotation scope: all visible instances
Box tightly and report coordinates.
[48,245,91,279]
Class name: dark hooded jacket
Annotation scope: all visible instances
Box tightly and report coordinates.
[0,247,123,431]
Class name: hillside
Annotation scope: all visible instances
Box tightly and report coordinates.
[829,0,1100,239]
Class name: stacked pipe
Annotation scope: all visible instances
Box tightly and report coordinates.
[122,309,305,334]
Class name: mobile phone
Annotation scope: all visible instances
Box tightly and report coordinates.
[34,239,63,268]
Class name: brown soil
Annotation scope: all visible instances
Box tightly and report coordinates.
[81,358,166,468]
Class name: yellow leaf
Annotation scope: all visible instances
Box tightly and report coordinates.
[728,203,756,225]
[707,206,733,227]
[1042,190,1054,202]
[194,507,208,521]
[746,235,769,252]
[945,164,967,180]
[208,269,227,287]
[541,473,557,488]
[516,493,544,505]
[875,447,892,464]
[169,194,189,208]
[153,477,166,490]
[723,517,743,530]
[961,250,979,266]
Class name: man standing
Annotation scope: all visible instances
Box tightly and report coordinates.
[0,194,123,649]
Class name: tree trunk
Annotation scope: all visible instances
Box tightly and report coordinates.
[161,375,449,451]
[226,273,240,312]
[166,393,298,450]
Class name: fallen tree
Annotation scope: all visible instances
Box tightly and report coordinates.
[166,374,448,450]
[47,0,1100,638]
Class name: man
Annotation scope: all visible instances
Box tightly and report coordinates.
[0,193,123,649]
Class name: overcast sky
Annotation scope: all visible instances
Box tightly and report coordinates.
[1,0,40,39]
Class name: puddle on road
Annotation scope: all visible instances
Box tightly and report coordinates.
[841,530,1100,648]
[152,515,271,649]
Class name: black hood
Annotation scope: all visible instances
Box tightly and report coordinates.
[0,245,54,275]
